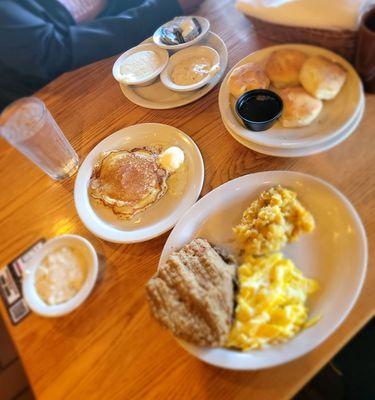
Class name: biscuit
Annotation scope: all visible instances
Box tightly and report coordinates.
[278,87,323,128]
[265,49,308,88]
[299,55,347,100]
[228,63,270,98]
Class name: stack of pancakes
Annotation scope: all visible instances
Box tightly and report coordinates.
[89,147,168,219]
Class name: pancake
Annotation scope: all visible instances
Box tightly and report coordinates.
[89,147,168,219]
[299,55,347,100]
[278,87,323,128]
[265,49,308,89]
[228,63,270,98]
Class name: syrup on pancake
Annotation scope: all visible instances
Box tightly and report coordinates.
[89,147,169,219]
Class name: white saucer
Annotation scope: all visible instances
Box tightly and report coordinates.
[120,31,228,109]
[225,93,365,157]
[159,171,367,370]
[74,123,204,243]
[219,44,363,150]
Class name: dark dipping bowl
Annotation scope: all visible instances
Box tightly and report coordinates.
[235,89,283,132]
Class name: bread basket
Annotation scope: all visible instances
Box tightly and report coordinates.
[246,15,357,61]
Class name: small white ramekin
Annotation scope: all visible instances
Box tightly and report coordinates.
[153,16,210,51]
[23,234,99,317]
[112,43,169,86]
[160,45,220,92]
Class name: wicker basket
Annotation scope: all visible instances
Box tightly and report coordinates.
[246,15,357,61]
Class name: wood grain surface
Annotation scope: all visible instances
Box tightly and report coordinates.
[0,0,374,399]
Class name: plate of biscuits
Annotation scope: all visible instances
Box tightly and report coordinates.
[219,44,364,156]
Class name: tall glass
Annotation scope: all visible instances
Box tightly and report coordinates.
[355,5,375,93]
[0,97,79,180]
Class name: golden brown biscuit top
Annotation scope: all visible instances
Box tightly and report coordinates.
[228,63,270,97]
[265,49,308,88]
[302,56,346,80]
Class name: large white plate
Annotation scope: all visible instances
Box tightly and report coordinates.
[74,123,204,243]
[159,171,367,370]
[219,44,363,149]
[120,31,228,109]
[225,94,365,157]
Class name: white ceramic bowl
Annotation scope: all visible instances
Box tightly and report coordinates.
[112,43,169,86]
[159,171,368,370]
[23,235,99,317]
[160,46,220,92]
[153,16,210,50]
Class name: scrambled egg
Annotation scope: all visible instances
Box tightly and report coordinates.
[227,253,319,351]
[233,186,315,256]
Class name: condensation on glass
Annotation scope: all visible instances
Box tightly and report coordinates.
[0,97,79,180]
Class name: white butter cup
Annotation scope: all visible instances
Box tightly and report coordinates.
[23,234,99,317]
[112,43,169,86]
[153,16,210,51]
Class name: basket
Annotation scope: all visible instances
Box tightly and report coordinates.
[246,15,357,61]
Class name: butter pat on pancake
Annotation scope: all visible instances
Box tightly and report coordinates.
[299,55,347,100]
[228,63,270,98]
[265,49,308,88]
[159,146,185,172]
[89,147,168,219]
[278,87,323,128]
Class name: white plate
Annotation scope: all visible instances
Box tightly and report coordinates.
[159,171,367,370]
[74,123,204,243]
[225,94,365,157]
[120,31,228,109]
[219,44,363,149]
[153,16,210,51]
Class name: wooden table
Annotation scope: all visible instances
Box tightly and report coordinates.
[1,1,374,399]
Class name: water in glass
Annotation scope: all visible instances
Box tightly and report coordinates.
[0,97,79,180]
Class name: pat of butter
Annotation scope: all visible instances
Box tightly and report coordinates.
[159,146,185,172]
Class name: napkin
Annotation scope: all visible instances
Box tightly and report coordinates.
[236,0,375,30]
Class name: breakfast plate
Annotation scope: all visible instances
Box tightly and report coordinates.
[219,44,363,150]
[225,94,365,157]
[159,171,367,369]
[120,31,228,109]
[74,123,204,243]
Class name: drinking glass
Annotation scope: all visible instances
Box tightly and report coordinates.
[0,97,79,180]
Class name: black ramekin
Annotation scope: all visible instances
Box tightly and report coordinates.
[235,89,283,132]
